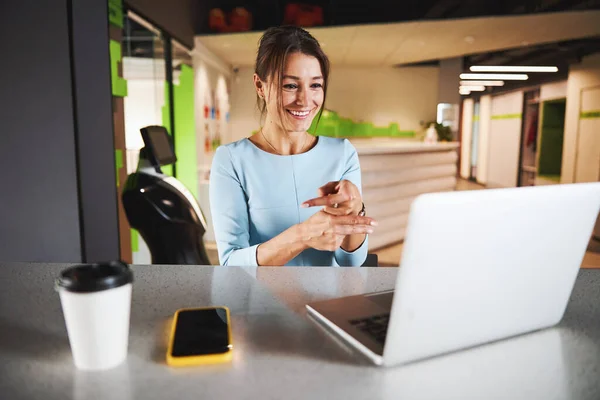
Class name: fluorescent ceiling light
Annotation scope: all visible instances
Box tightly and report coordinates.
[459,80,505,87]
[460,85,485,91]
[470,66,558,73]
[460,73,528,80]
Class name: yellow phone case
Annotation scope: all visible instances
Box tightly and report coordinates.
[166,306,233,367]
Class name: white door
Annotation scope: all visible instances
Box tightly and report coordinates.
[575,86,600,182]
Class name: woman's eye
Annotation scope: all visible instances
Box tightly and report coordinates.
[311,83,323,89]
[283,84,298,90]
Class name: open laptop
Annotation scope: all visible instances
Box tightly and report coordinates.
[306,182,600,367]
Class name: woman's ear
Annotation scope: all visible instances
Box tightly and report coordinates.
[253,74,264,98]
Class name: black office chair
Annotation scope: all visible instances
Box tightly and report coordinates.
[361,253,378,267]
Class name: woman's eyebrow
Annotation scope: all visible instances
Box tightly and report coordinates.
[282,75,323,80]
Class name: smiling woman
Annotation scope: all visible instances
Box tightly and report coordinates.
[209,26,377,267]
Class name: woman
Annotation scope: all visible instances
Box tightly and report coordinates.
[209,26,376,267]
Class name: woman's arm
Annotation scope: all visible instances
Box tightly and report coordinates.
[210,147,306,266]
[301,140,370,266]
[210,146,261,266]
[210,145,374,267]
[256,211,374,266]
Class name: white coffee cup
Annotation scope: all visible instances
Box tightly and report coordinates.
[56,261,134,370]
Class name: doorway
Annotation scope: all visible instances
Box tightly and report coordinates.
[518,89,540,187]
[537,99,566,183]
[469,101,480,180]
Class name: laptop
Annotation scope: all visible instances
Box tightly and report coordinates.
[306,182,600,367]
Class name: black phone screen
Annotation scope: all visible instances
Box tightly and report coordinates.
[171,308,230,357]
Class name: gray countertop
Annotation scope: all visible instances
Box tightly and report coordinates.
[1,263,600,400]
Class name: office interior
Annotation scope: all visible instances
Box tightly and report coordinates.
[2,0,599,267]
[3,1,600,398]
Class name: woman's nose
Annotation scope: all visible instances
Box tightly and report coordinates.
[296,87,310,105]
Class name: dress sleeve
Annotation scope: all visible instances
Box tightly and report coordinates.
[334,140,369,267]
[209,146,259,266]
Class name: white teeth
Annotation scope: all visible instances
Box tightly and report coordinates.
[288,110,310,116]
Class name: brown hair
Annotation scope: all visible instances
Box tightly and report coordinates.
[255,25,330,130]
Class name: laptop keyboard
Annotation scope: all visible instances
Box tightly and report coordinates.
[349,313,390,345]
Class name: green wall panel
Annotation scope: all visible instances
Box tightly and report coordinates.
[114,149,123,187]
[109,40,127,97]
[308,110,415,138]
[160,65,196,195]
[491,113,522,120]
[173,65,197,199]
[108,0,123,28]
[580,110,600,119]
[161,84,174,177]
[538,100,566,176]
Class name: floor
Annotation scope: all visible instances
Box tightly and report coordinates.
[373,178,600,269]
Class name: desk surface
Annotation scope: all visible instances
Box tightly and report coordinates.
[1,263,600,400]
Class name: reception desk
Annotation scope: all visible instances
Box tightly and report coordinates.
[351,139,460,251]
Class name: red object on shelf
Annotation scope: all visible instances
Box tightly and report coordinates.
[283,3,324,27]
[208,8,227,32]
[229,7,252,32]
[208,7,253,33]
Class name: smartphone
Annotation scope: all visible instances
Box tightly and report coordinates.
[166,306,233,366]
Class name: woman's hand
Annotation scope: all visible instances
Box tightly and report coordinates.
[301,180,363,216]
[302,180,373,253]
[299,210,376,252]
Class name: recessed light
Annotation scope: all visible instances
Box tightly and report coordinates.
[464,36,475,44]
[460,80,505,86]
[460,85,485,92]
[460,73,528,80]
[470,66,558,73]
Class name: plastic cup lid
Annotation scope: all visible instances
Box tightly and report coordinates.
[56,261,133,293]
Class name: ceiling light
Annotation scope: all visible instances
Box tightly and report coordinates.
[469,66,558,73]
[460,80,505,87]
[459,89,471,95]
[460,73,528,80]
[464,36,475,44]
[460,85,485,92]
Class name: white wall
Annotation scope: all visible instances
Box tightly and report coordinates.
[122,58,167,173]
[476,95,492,184]
[229,67,261,143]
[460,98,474,179]
[562,53,600,183]
[540,81,567,102]
[327,66,439,130]
[487,91,524,188]
[193,40,233,243]
[228,65,440,142]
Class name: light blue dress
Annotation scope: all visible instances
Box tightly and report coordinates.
[209,136,368,267]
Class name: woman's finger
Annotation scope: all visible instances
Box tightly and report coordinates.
[333,215,378,226]
[323,207,351,216]
[323,206,352,216]
[317,181,340,197]
[301,193,350,208]
[323,199,358,216]
[333,224,374,235]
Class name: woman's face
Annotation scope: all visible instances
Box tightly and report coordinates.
[259,52,324,134]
